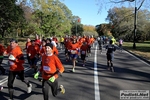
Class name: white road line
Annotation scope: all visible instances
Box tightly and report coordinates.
[124,50,150,66]
[0,67,31,85]
[94,45,100,100]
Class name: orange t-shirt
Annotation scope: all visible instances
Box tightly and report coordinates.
[9,46,24,71]
[69,42,80,54]
[27,44,40,59]
[40,54,64,80]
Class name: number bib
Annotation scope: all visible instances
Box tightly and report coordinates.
[71,50,76,54]
[8,61,15,65]
[81,51,86,54]
[43,66,51,71]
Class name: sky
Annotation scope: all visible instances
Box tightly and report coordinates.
[62,0,110,26]
[61,0,148,27]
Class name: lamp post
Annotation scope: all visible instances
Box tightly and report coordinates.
[75,18,80,35]
[128,0,137,49]
[133,0,137,49]
[76,19,77,35]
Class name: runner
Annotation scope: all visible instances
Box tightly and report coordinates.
[23,38,31,64]
[118,38,123,52]
[34,43,65,100]
[27,40,40,73]
[69,39,80,72]
[106,40,116,72]
[80,41,88,66]
[86,35,93,57]
[59,35,64,50]
[97,36,103,54]
[64,36,71,62]
[7,38,32,100]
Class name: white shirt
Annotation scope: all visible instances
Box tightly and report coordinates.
[51,40,57,47]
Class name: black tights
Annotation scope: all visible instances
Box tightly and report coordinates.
[42,79,60,100]
[7,70,30,99]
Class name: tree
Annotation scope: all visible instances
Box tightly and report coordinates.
[106,6,150,41]
[28,0,72,37]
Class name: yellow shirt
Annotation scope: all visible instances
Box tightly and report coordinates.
[60,37,64,42]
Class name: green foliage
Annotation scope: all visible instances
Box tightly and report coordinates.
[106,6,150,41]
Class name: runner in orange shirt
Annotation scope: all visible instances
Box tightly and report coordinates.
[80,42,89,66]
[86,36,93,56]
[69,39,80,72]
[7,39,32,99]
[64,37,72,61]
[23,38,31,64]
[27,40,40,73]
[34,43,65,100]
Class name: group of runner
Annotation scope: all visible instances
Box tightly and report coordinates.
[0,34,96,100]
[0,33,123,100]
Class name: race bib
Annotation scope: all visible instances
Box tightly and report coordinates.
[71,50,76,54]
[43,66,51,71]
[81,51,86,54]
[9,61,15,65]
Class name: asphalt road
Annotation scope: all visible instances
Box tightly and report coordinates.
[0,43,150,100]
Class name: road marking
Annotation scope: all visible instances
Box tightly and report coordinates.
[94,45,100,100]
[124,51,150,66]
[0,67,31,85]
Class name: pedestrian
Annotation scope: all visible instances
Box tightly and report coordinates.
[34,43,65,100]
[106,40,116,72]
[7,38,32,100]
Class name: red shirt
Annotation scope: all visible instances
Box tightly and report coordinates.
[27,44,40,59]
[80,44,88,55]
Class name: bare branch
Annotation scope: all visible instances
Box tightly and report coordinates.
[109,0,134,3]
[137,0,145,11]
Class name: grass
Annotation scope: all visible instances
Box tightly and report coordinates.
[123,41,150,60]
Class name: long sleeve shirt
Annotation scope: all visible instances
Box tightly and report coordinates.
[8,46,25,71]
[40,54,64,80]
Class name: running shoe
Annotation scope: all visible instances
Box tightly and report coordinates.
[27,83,32,93]
[111,67,114,72]
[72,68,75,72]
[59,85,65,94]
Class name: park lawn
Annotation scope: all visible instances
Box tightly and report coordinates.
[123,41,150,60]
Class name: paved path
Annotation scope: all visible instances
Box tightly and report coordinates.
[0,44,149,100]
